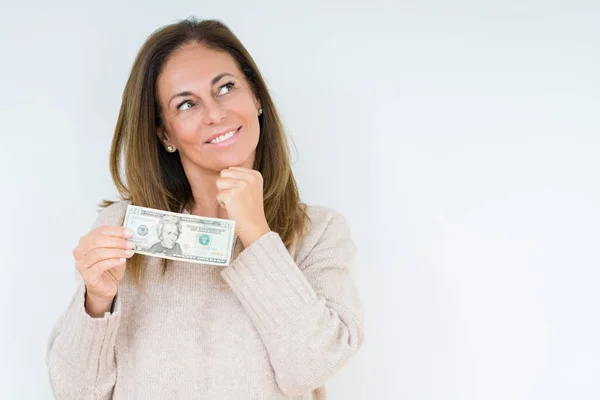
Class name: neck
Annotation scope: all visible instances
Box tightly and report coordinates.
[184,167,225,219]
[181,156,254,219]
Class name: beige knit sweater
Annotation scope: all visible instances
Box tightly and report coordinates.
[46,201,364,399]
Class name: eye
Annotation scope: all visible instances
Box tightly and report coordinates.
[178,100,194,111]
[218,82,235,96]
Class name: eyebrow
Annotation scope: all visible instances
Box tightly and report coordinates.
[167,72,236,106]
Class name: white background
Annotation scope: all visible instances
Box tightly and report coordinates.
[1,1,599,399]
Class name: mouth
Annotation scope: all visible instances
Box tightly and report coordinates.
[205,126,241,145]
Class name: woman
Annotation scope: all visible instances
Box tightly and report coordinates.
[46,17,364,400]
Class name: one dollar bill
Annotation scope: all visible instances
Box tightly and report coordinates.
[123,205,236,266]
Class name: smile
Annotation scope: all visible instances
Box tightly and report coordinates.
[207,127,241,145]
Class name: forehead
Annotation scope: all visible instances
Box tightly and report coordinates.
[158,43,241,94]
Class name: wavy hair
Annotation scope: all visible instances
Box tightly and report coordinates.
[102,18,309,287]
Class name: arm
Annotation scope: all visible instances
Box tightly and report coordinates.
[45,201,129,399]
[220,209,365,396]
[45,275,122,400]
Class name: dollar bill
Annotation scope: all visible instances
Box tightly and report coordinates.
[123,205,236,266]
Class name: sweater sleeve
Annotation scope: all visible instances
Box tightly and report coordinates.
[220,209,365,396]
[45,201,128,399]
[46,278,122,399]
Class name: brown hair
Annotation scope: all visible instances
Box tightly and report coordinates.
[102,17,309,287]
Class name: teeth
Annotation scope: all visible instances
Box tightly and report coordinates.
[210,129,236,144]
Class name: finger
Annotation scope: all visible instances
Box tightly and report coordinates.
[106,260,127,282]
[79,226,132,252]
[227,167,262,179]
[73,247,84,260]
[75,248,130,272]
[216,177,245,191]
[216,190,233,208]
[110,262,127,280]
[107,269,119,282]
[90,258,127,279]
[220,168,254,180]
[84,236,135,254]
[227,166,255,173]
[85,248,134,268]
[223,168,263,186]
[94,226,133,239]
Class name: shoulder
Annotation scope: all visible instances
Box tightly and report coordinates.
[92,199,132,229]
[303,204,351,237]
[292,204,356,266]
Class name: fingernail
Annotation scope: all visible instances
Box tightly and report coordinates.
[124,228,133,237]
[126,241,135,249]
[125,250,134,257]
[119,258,126,263]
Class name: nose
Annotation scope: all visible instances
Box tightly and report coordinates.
[202,97,226,125]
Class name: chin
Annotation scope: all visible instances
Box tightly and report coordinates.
[213,151,256,169]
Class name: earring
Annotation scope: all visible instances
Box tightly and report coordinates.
[258,108,263,116]
[167,145,175,152]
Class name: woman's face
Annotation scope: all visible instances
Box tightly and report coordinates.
[156,43,261,173]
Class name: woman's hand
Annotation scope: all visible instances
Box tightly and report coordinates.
[72,226,135,306]
[216,166,271,247]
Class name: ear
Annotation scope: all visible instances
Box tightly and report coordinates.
[157,126,171,147]
[254,97,262,112]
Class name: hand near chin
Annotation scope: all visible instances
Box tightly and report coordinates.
[216,166,271,247]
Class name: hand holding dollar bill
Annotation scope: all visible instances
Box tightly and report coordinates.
[123,205,236,266]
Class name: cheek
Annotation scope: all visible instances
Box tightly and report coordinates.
[229,95,258,119]
[237,102,260,130]
[169,116,204,145]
